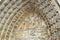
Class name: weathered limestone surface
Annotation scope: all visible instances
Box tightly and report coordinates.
[0,0,60,40]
